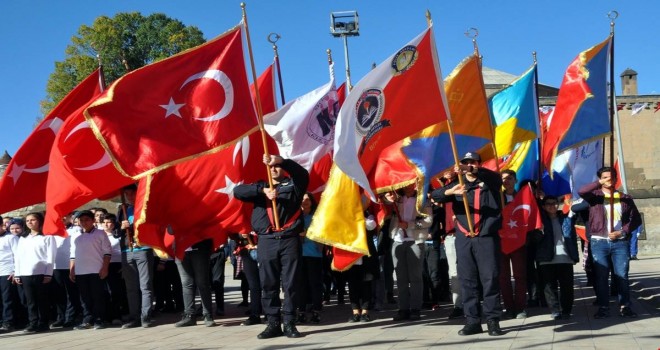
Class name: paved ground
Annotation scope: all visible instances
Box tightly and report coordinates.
[2,255,659,349]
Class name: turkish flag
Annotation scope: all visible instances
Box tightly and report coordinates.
[250,64,277,115]
[0,69,102,213]
[499,185,542,254]
[85,24,258,178]
[368,140,416,193]
[134,129,278,258]
[43,109,135,235]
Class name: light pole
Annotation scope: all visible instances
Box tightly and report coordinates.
[330,11,359,92]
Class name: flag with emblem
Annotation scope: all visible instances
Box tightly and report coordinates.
[308,26,448,258]
[542,37,611,172]
[133,130,278,258]
[0,69,103,213]
[264,63,338,170]
[333,26,449,200]
[84,23,258,178]
[489,64,539,158]
[499,185,542,254]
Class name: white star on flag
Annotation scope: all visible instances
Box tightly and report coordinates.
[215,175,243,199]
[507,219,518,229]
[8,163,26,184]
[159,98,185,118]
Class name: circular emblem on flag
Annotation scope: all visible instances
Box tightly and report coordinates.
[306,91,339,145]
[391,45,418,75]
[355,88,385,136]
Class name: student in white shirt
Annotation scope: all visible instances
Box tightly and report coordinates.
[0,218,19,331]
[70,210,111,330]
[14,212,56,334]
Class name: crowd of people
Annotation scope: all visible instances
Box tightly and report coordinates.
[0,152,643,340]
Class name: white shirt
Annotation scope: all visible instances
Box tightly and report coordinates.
[71,228,112,275]
[14,234,57,276]
[106,232,122,263]
[0,234,19,276]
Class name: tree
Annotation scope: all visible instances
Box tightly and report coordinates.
[41,12,205,115]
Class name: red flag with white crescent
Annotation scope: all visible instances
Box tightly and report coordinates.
[85,24,258,178]
[0,69,103,213]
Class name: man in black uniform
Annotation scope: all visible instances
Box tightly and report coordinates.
[431,152,504,336]
[234,154,309,339]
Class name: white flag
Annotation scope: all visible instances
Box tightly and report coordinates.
[631,102,647,116]
[568,139,603,198]
[263,64,337,170]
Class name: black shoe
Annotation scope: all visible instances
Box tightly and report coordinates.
[141,316,154,328]
[630,255,638,260]
[241,316,262,326]
[620,307,637,318]
[448,307,464,319]
[551,311,562,320]
[121,320,140,329]
[283,321,301,338]
[594,308,610,319]
[487,319,504,336]
[0,324,14,332]
[257,322,283,339]
[50,320,64,328]
[74,323,92,330]
[361,313,372,322]
[392,310,410,321]
[23,325,38,334]
[62,321,76,328]
[409,309,421,321]
[349,313,361,323]
[296,313,307,324]
[204,314,217,327]
[93,322,106,330]
[175,314,196,327]
[310,312,321,324]
[458,323,483,336]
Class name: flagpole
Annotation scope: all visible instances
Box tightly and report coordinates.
[607,10,618,232]
[612,93,629,193]
[268,32,286,105]
[428,10,475,235]
[241,2,280,229]
[532,52,544,186]
[469,31,506,209]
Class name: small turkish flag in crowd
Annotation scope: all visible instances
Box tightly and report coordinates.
[499,185,542,254]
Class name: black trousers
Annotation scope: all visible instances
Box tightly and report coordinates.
[52,269,81,324]
[455,234,502,324]
[346,264,373,311]
[105,262,128,321]
[258,235,300,324]
[19,275,50,328]
[242,252,262,317]
[210,249,227,312]
[539,263,575,315]
[422,243,443,305]
[0,275,17,326]
[77,273,107,324]
[297,256,323,312]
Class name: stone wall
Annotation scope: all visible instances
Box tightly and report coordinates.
[634,198,660,256]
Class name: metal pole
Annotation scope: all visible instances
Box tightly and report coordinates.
[342,35,353,92]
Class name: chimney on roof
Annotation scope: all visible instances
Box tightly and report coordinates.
[620,68,638,96]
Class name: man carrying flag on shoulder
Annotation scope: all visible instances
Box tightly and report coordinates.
[234,155,309,339]
[431,151,504,336]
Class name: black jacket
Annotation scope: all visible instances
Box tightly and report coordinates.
[233,159,309,236]
[534,213,579,264]
[431,168,503,237]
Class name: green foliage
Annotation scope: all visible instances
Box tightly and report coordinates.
[41,12,205,116]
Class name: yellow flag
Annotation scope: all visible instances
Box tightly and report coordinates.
[306,165,369,255]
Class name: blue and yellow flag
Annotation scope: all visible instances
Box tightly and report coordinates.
[489,65,539,158]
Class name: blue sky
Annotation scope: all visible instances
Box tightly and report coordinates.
[1,0,656,156]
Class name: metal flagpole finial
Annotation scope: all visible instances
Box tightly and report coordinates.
[532,51,537,64]
[465,27,479,56]
[96,54,102,67]
[425,9,432,27]
[608,10,619,34]
[268,32,281,56]
[240,2,247,19]
[327,49,333,64]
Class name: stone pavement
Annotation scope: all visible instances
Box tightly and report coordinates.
[2,256,659,350]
